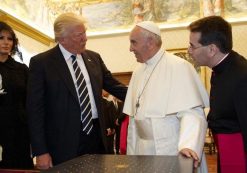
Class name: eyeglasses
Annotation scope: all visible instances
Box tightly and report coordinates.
[188,44,206,50]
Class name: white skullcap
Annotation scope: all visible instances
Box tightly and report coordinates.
[136,21,161,36]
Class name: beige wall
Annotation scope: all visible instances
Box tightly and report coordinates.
[81,21,247,73]
[231,22,247,57]
[15,22,247,73]
[15,30,53,65]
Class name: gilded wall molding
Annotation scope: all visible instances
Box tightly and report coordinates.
[0,10,54,46]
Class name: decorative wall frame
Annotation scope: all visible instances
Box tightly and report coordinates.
[112,72,132,86]
[1,0,247,38]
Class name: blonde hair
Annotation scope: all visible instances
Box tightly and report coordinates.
[54,12,86,42]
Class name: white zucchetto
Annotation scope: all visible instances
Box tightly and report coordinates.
[136,21,161,36]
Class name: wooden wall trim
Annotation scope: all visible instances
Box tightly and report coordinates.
[0,9,54,46]
[112,72,132,86]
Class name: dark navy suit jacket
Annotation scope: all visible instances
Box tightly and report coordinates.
[27,45,127,164]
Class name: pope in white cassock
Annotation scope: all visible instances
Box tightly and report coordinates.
[123,21,209,173]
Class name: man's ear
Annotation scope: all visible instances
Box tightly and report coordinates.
[208,44,218,57]
[147,37,155,49]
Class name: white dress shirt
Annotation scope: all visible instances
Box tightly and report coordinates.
[59,44,98,118]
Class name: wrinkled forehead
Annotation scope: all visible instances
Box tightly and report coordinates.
[130,27,145,40]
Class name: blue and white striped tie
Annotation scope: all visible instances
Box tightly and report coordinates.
[71,55,93,135]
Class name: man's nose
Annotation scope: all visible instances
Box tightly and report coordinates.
[129,46,133,52]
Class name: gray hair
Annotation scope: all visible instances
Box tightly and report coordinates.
[54,12,86,42]
[141,29,162,47]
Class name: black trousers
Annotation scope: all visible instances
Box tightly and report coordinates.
[115,125,120,154]
[78,119,106,155]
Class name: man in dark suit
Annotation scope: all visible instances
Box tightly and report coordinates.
[102,90,125,154]
[188,16,247,173]
[113,98,124,154]
[27,12,127,170]
[102,94,117,154]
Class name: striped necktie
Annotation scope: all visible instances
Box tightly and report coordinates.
[71,55,93,135]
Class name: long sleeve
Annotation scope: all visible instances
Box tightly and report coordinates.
[235,75,247,151]
[126,116,137,155]
[177,106,208,160]
[26,57,47,156]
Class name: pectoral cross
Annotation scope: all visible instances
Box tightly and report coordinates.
[136,99,140,108]
[134,97,140,117]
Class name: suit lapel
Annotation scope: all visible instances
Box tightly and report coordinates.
[51,46,78,101]
[81,52,101,109]
[81,52,97,87]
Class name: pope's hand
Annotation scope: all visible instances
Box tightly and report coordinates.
[179,148,199,168]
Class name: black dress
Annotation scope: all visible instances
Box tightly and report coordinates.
[0,57,33,169]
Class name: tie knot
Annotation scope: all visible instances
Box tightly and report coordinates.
[71,55,76,61]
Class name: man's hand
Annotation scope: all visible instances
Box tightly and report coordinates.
[179,148,199,168]
[115,119,120,126]
[36,153,53,170]
[106,128,115,136]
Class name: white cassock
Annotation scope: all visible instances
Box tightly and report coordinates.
[123,49,209,173]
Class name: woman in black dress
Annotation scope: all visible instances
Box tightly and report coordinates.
[0,21,33,169]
